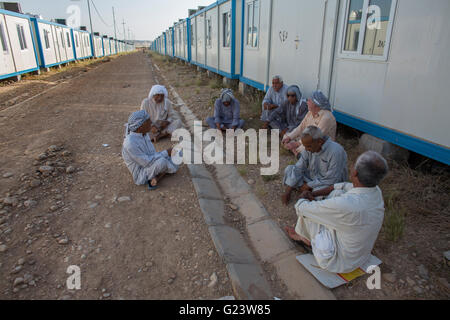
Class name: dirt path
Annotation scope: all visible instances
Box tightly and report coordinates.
[0,52,234,300]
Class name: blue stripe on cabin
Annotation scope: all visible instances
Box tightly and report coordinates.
[334,110,450,165]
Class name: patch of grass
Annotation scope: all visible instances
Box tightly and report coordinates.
[195,88,200,94]
[280,146,292,157]
[383,192,406,242]
[255,185,268,198]
[196,77,208,86]
[262,174,280,182]
[209,78,222,89]
[238,167,248,177]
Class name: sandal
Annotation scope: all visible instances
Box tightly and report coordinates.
[148,181,158,191]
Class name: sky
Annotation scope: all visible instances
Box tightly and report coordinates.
[18,0,213,41]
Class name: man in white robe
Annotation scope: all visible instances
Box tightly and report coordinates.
[122,110,179,189]
[141,85,183,142]
[285,151,389,274]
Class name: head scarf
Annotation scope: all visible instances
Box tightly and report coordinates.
[126,110,150,135]
[220,88,234,103]
[149,85,168,100]
[311,90,331,111]
[286,85,303,103]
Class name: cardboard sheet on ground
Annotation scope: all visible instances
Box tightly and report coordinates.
[296,254,382,289]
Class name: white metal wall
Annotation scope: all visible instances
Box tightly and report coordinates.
[205,7,219,69]
[241,0,271,86]
[268,0,338,97]
[3,14,37,73]
[331,0,450,149]
[35,21,58,67]
[0,13,15,75]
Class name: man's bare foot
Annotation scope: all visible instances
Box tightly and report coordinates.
[284,226,311,247]
[150,178,158,187]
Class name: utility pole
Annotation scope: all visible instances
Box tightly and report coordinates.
[87,0,93,33]
[112,7,117,51]
[122,19,126,42]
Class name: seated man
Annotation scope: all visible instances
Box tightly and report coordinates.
[141,85,182,143]
[268,85,308,138]
[285,151,389,274]
[282,126,348,205]
[261,75,288,129]
[282,90,337,157]
[206,89,245,131]
[122,110,179,189]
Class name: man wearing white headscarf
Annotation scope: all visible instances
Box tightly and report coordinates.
[206,89,245,131]
[122,110,179,189]
[141,85,183,143]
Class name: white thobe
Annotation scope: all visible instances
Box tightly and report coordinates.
[295,183,385,274]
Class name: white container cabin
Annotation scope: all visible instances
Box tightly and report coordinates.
[92,34,104,58]
[0,9,39,80]
[190,0,242,79]
[72,29,92,60]
[174,19,189,61]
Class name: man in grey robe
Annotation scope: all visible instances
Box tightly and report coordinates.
[206,89,245,130]
[285,151,389,274]
[268,85,308,138]
[261,75,288,129]
[282,126,348,205]
[122,110,179,189]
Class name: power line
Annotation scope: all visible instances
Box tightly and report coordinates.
[90,0,113,28]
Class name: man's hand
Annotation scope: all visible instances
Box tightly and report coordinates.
[300,191,314,201]
[166,147,173,157]
[263,103,270,111]
[282,135,291,144]
[161,121,170,129]
[269,104,279,110]
[151,126,159,135]
[300,183,313,193]
[280,129,288,138]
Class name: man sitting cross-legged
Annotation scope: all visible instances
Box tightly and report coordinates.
[282,126,348,205]
[141,85,183,143]
[285,151,389,274]
[122,110,179,189]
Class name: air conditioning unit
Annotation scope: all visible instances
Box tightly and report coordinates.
[0,2,22,13]
[54,19,67,26]
[80,26,87,31]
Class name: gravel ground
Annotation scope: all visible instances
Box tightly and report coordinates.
[0,51,234,300]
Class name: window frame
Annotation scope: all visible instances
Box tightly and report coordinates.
[222,11,231,48]
[339,0,397,61]
[16,24,28,51]
[245,0,260,50]
[206,17,212,48]
[43,29,51,49]
[66,32,71,48]
[0,21,8,53]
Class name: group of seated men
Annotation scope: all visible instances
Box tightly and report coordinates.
[122,80,389,274]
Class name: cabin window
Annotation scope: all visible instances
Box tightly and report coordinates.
[60,32,65,48]
[44,29,51,49]
[66,33,71,48]
[342,0,396,59]
[206,18,212,47]
[183,25,187,46]
[223,12,231,48]
[191,23,195,45]
[0,22,8,53]
[246,0,260,48]
[16,24,27,50]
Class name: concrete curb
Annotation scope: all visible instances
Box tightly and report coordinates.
[151,59,335,300]
[151,62,273,300]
